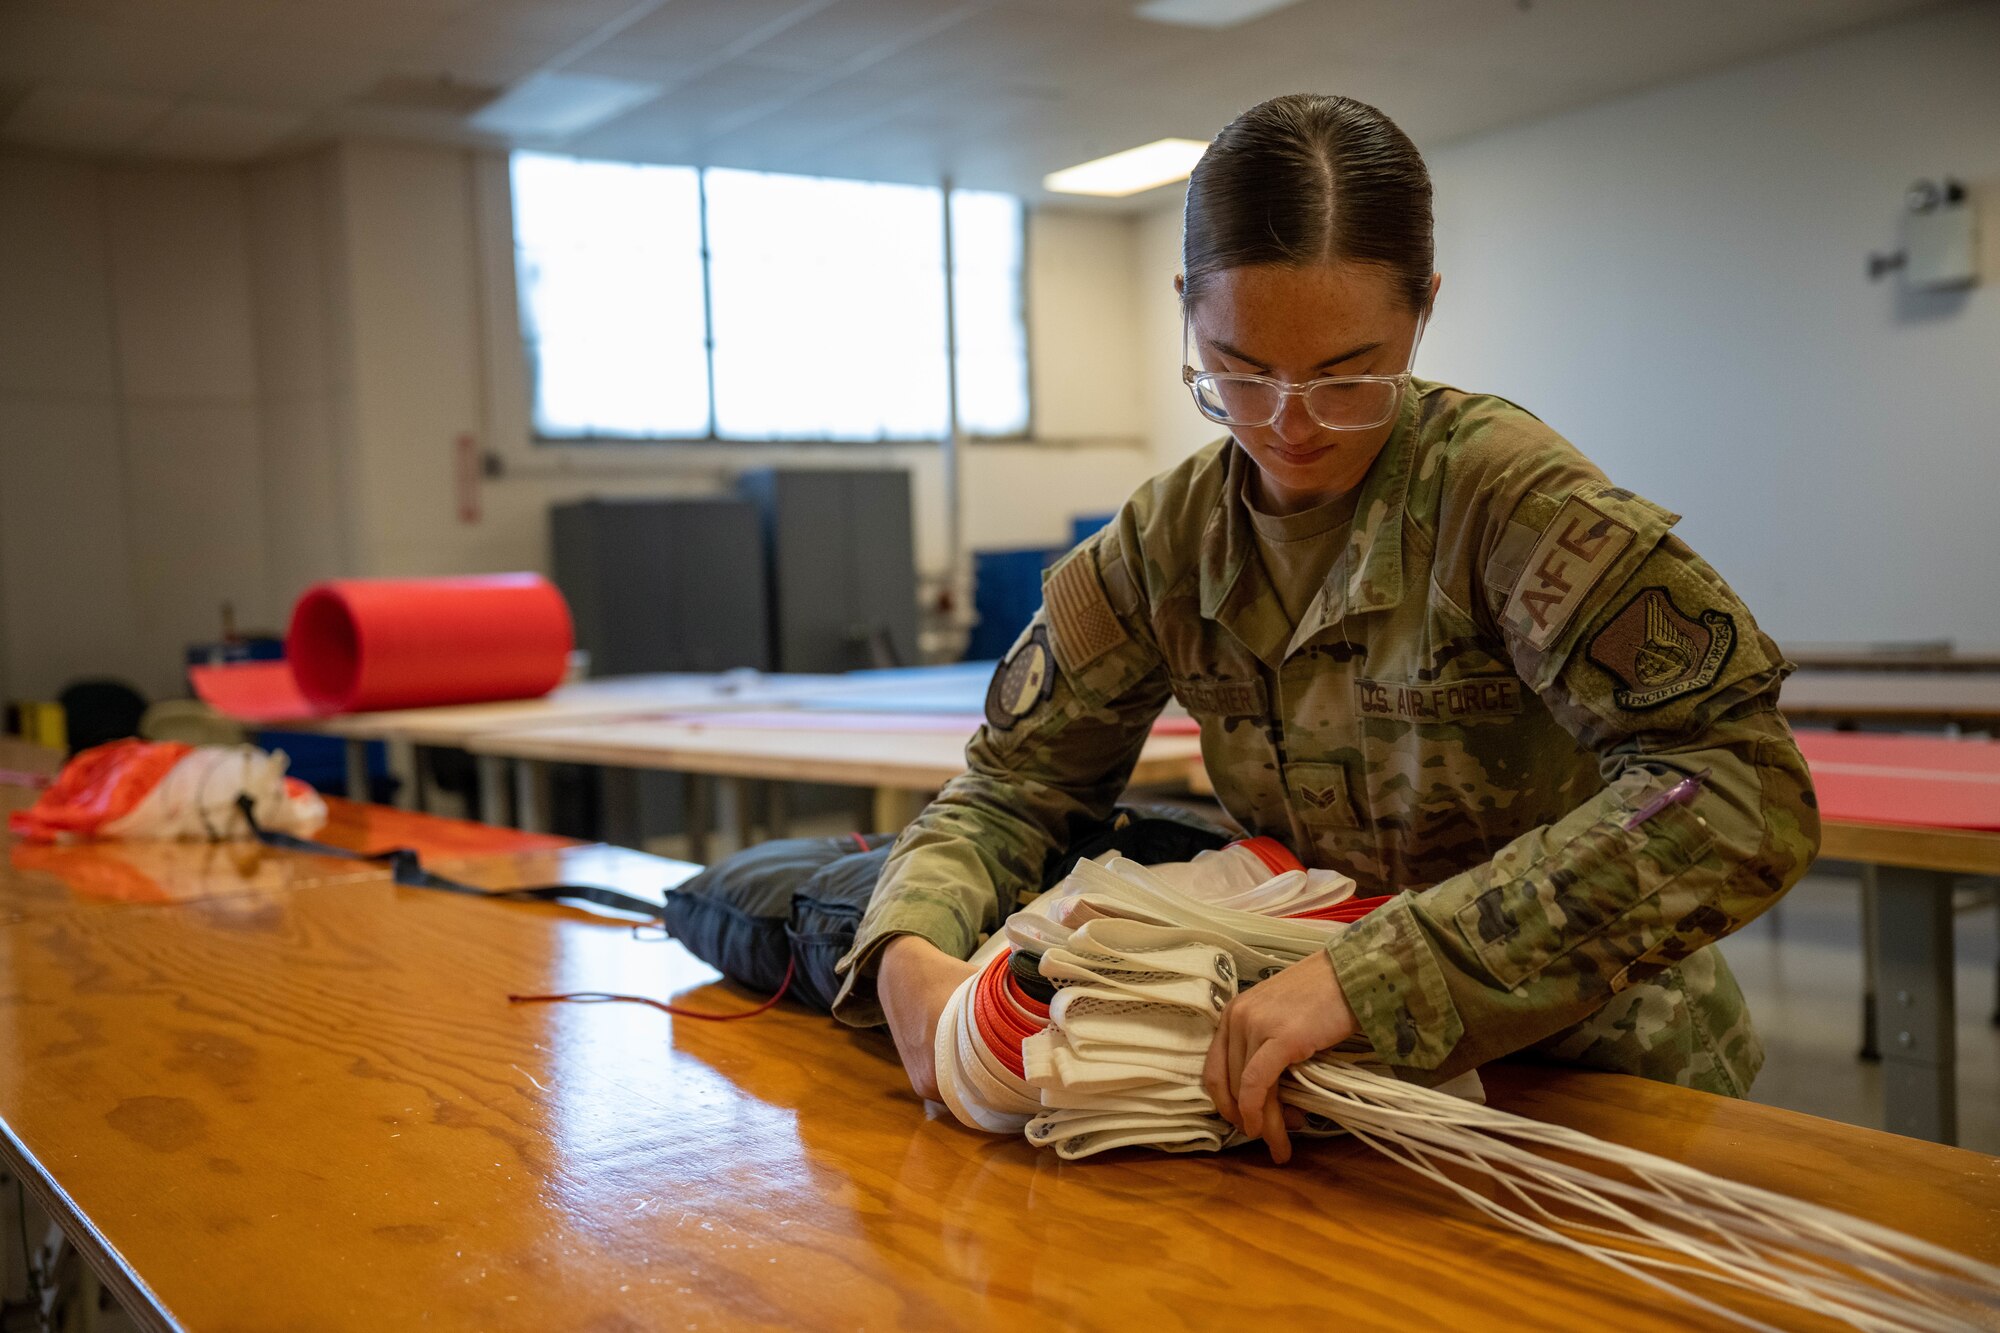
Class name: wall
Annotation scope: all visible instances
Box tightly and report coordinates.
[0,137,1160,698]
[1140,0,2000,642]
[289,139,1161,596]
[0,150,280,700]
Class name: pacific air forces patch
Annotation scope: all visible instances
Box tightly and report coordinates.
[1587,586,1735,710]
[986,624,1056,730]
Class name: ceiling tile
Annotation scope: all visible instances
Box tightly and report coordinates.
[572,60,802,153]
[599,0,833,67]
[195,41,393,107]
[34,14,247,96]
[741,0,983,73]
[249,0,461,55]
[1,84,172,151]
[560,97,697,164]
[139,100,307,161]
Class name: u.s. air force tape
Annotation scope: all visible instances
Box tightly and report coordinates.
[1043,548,1130,676]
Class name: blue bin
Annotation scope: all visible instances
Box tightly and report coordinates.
[965,547,1062,661]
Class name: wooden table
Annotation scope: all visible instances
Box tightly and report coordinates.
[1800,731,2000,1146]
[1780,669,2000,728]
[1,798,1994,1331]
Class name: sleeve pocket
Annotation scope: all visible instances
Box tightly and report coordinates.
[1451,802,1715,990]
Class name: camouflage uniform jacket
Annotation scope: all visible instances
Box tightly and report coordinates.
[831,379,1821,1096]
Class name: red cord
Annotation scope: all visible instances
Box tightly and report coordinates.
[508,955,796,1021]
[1005,970,1049,1020]
[972,951,1047,1077]
[1285,894,1396,923]
[1233,836,1304,876]
[849,831,872,853]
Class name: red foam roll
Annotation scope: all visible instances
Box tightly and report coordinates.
[193,574,573,720]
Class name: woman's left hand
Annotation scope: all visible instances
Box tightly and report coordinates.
[1201,950,1357,1164]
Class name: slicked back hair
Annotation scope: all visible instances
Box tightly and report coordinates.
[1183,93,1435,313]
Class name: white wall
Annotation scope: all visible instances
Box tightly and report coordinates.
[329,138,1158,586]
[0,151,280,699]
[0,138,1160,698]
[1141,1,2000,642]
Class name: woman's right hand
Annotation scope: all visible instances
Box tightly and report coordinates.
[877,934,980,1102]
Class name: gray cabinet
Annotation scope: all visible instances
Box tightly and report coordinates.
[551,497,772,675]
[737,469,917,672]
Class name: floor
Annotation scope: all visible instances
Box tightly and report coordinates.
[1722,865,1999,1154]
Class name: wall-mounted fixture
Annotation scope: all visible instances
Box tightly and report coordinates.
[1869,177,1979,290]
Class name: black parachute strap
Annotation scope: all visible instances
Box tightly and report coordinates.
[236,796,665,921]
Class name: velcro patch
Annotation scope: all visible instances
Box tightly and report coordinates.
[1586,586,1736,710]
[1502,494,1636,650]
[1044,550,1129,675]
[985,624,1056,731]
[1171,675,1268,718]
[1357,676,1524,724]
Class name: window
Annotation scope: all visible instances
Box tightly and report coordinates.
[512,153,1030,442]
[510,154,710,439]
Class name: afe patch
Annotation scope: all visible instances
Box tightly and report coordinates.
[1587,587,1736,710]
[1503,495,1637,650]
[986,624,1057,730]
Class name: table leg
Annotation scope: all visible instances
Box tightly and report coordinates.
[871,786,928,833]
[344,739,369,803]
[766,781,789,839]
[682,775,710,866]
[476,754,509,827]
[713,777,752,858]
[1858,866,1881,1062]
[512,760,548,834]
[1871,865,1957,1144]
[63,1255,99,1333]
[385,740,418,811]
[409,745,431,814]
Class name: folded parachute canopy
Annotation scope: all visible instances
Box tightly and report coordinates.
[191,574,574,722]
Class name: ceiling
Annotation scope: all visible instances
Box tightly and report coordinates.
[0,0,1963,206]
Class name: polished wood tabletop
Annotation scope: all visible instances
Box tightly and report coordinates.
[4,788,1998,1331]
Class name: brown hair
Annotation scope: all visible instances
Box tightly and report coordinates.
[1182,94,1434,312]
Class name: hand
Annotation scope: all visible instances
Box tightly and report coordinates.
[1201,950,1357,1164]
[876,934,980,1103]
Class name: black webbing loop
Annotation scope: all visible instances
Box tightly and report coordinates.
[236,796,665,921]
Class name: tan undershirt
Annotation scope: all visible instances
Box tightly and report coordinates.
[1244,478,1360,628]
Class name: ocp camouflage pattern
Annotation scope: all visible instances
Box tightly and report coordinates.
[832,379,1821,1098]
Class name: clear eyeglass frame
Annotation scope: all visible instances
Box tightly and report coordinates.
[1180,307,1427,431]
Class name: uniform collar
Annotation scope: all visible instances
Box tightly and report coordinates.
[1198,386,1421,667]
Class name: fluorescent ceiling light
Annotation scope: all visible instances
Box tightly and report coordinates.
[1135,0,1304,28]
[1044,138,1208,197]
[469,72,659,139]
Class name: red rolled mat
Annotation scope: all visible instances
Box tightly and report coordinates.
[191,574,573,722]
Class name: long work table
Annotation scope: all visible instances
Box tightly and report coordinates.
[1,782,1996,1330]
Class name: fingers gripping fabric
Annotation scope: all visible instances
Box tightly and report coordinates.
[934,847,2000,1332]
